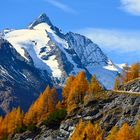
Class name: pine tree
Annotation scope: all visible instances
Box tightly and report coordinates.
[62,76,75,107]
[88,75,102,94]
[0,107,24,137]
[82,122,103,140]
[68,72,89,104]
[134,120,140,140]
[67,72,89,113]
[70,120,103,140]
[130,63,139,80]
[116,123,134,140]
[70,120,85,140]
[24,86,59,125]
[106,126,118,140]
[114,77,120,90]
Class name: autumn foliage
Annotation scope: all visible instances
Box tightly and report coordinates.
[116,123,134,140]
[62,75,75,107]
[114,77,121,90]
[24,86,59,125]
[114,63,140,90]
[88,75,103,94]
[67,72,89,105]
[0,71,139,139]
[125,63,140,82]
[70,120,103,140]
[71,120,140,140]
[0,86,59,139]
[107,121,140,140]
[0,107,24,139]
[62,72,103,113]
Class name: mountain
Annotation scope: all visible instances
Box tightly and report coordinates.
[0,13,119,114]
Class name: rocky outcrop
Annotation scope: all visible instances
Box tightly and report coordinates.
[123,78,140,92]
[12,91,140,140]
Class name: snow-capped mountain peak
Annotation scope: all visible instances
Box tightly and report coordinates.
[3,13,119,89]
[29,13,53,29]
[0,13,121,114]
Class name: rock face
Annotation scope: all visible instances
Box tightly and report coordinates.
[12,92,140,140]
[123,78,140,92]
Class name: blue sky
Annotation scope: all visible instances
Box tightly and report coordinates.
[0,0,140,64]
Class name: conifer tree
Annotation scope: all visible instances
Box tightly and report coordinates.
[70,120,103,140]
[56,101,62,110]
[114,77,120,90]
[0,107,24,137]
[24,86,59,125]
[116,123,134,140]
[68,72,89,104]
[62,76,75,107]
[130,63,139,80]
[82,122,103,140]
[106,126,118,140]
[134,120,140,140]
[67,72,89,113]
[88,75,102,94]
[122,63,140,83]
[70,120,85,140]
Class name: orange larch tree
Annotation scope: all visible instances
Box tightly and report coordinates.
[70,120,103,140]
[134,120,140,140]
[116,123,134,140]
[88,75,103,94]
[62,75,75,107]
[67,72,89,113]
[106,126,118,140]
[24,86,59,125]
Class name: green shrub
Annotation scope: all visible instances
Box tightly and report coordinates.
[2,137,8,140]
[27,124,38,132]
[43,109,67,126]
[15,125,27,133]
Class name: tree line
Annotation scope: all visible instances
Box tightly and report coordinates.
[0,71,139,139]
[0,72,103,139]
[114,62,140,90]
[70,119,140,140]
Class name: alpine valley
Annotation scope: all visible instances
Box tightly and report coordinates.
[0,13,119,115]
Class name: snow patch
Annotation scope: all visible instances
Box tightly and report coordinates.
[44,55,62,78]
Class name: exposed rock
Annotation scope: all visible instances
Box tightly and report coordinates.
[12,92,140,140]
[123,78,140,92]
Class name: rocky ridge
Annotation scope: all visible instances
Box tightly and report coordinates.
[13,91,140,140]
[123,78,140,92]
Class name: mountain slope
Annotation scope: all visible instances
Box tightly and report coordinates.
[0,38,51,114]
[0,13,119,114]
[13,92,140,140]
[65,32,119,88]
